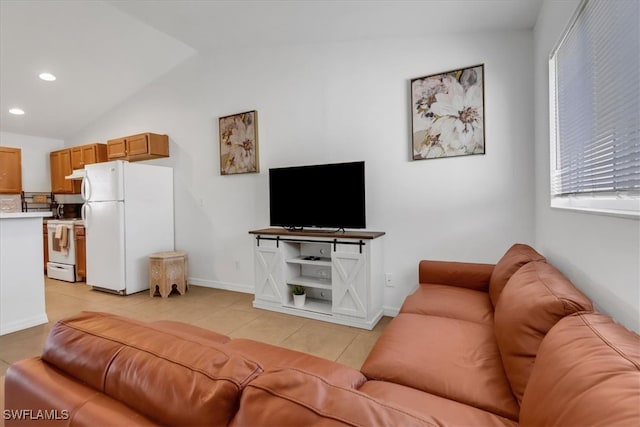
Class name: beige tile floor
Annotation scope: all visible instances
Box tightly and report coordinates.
[0,276,391,378]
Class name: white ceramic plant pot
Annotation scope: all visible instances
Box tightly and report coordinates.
[293,293,306,307]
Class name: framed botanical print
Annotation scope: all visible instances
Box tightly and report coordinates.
[411,64,485,160]
[219,110,259,175]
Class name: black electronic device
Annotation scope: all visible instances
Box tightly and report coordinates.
[269,161,366,230]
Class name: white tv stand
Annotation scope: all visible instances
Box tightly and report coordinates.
[249,228,385,330]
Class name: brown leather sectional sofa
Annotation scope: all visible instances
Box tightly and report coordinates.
[5,244,640,426]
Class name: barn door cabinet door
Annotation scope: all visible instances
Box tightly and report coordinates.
[331,246,367,319]
[254,240,286,304]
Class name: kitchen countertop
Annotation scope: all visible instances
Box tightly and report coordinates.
[0,212,53,219]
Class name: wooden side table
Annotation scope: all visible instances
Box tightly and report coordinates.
[149,250,188,298]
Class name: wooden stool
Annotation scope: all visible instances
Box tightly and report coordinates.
[149,251,188,298]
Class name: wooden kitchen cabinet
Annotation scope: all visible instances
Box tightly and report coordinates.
[74,224,86,280]
[43,223,49,273]
[107,133,169,161]
[0,146,22,194]
[106,138,126,159]
[71,143,107,170]
[50,149,80,194]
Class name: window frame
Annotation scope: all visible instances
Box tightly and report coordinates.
[548,0,640,220]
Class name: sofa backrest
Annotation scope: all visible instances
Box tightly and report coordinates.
[520,312,640,426]
[226,338,367,389]
[231,368,438,427]
[489,243,545,307]
[42,311,263,426]
[494,261,593,404]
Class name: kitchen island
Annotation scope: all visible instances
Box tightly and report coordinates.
[0,212,52,335]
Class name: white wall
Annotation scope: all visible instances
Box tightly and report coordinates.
[68,29,536,312]
[534,0,640,332]
[0,131,65,192]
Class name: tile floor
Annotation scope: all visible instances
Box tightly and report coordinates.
[0,277,391,377]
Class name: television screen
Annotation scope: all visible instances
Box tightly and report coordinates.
[269,161,366,230]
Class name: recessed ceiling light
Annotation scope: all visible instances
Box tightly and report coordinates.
[39,72,56,81]
[9,108,25,115]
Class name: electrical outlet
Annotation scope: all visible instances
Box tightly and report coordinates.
[385,273,393,287]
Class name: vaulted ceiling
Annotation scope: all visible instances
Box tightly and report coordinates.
[0,0,542,140]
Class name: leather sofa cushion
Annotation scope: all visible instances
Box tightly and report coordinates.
[520,313,640,426]
[494,261,593,403]
[231,368,437,427]
[360,313,519,420]
[5,357,158,427]
[400,283,493,324]
[41,311,262,426]
[226,338,367,389]
[419,260,494,292]
[489,243,545,307]
[359,381,517,427]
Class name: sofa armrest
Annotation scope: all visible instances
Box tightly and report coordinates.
[5,357,158,427]
[419,260,494,292]
[40,311,262,426]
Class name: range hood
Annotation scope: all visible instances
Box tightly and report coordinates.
[65,169,86,180]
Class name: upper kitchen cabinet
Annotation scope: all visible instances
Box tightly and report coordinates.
[50,149,80,194]
[71,143,107,169]
[107,133,169,162]
[0,146,22,194]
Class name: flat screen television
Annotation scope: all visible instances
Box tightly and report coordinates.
[269,161,366,230]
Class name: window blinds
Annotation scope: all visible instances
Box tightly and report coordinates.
[550,0,639,197]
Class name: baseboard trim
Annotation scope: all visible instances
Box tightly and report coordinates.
[383,306,400,317]
[0,313,49,336]
[188,277,254,294]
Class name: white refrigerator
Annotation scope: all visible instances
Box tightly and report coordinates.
[81,160,174,294]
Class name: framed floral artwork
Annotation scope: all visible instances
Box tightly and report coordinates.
[411,64,485,160]
[219,110,259,175]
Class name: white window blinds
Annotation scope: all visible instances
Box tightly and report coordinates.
[549,0,639,217]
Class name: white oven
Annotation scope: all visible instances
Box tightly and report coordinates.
[47,219,79,282]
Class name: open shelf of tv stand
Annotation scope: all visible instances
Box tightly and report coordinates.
[283,297,331,314]
[249,228,386,330]
[287,275,332,289]
[286,256,332,266]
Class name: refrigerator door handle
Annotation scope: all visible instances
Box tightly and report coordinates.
[81,203,89,228]
[81,176,91,201]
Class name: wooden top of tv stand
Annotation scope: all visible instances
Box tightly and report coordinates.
[249,228,385,240]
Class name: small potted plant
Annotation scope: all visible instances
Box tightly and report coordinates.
[291,285,306,307]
